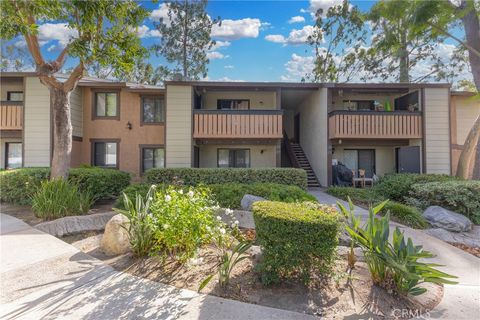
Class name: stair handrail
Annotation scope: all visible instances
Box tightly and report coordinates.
[283,131,300,168]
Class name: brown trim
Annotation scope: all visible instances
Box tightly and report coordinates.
[448,87,453,175]
[328,110,421,116]
[90,138,121,169]
[0,130,22,138]
[195,138,280,145]
[194,109,283,115]
[139,95,165,126]
[72,135,83,142]
[217,148,251,168]
[91,89,121,121]
[138,144,165,174]
[421,88,427,173]
[0,101,23,106]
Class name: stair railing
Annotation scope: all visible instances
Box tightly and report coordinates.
[283,131,300,168]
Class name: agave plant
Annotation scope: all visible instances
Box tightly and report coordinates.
[342,200,457,296]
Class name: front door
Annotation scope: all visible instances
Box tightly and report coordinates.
[294,114,300,143]
[396,146,420,173]
[358,149,375,178]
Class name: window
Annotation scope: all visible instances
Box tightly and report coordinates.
[142,97,165,123]
[217,99,250,110]
[141,146,165,172]
[5,143,22,169]
[95,92,118,118]
[218,149,250,168]
[93,141,118,167]
[343,100,375,111]
[7,91,23,102]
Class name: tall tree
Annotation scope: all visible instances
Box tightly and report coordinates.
[0,0,147,178]
[117,59,166,85]
[153,0,219,80]
[1,42,34,71]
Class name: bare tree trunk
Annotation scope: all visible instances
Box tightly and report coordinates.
[50,87,72,179]
[473,138,480,179]
[461,0,480,91]
[457,115,480,178]
[398,28,409,83]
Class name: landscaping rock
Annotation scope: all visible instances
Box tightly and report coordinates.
[422,206,472,232]
[247,245,263,264]
[240,194,266,211]
[425,227,480,248]
[100,214,131,256]
[35,212,116,237]
[217,208,255,229]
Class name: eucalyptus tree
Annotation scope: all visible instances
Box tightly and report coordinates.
[153,0,219,80]
[0,0,148,178]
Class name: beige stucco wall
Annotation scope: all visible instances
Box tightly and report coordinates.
[166,84,192,167]
[424,88,451,174]
[80,88,165,176]
[70,86,83,137]
[332,146,395,177]
[23,77,51,167]
[198,144,276,168]
[0,78,23,100]
[283,109,294,138]
[452,95,480,145]
[298,88,328,186]
[202,91,276,110]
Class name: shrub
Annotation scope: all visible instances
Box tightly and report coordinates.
[209,183,317,209]
[375,173,460,202]
[114,183,151,209]
[253,201,340,285]
[408,181,480,224]
[326,186,380,206]
[150,185,223,261]
[144,168,308,190]
[31,179,94,220]
[344,202,457,296]
[0,167,130,205]
[114,185,156,257]
[382,201,428,229]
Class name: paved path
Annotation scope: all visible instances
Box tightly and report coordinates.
[309,189,480,320]
[0,213,314,320]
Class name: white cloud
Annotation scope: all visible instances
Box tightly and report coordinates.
[207,51,228,60]
[150,3,170,24]
[214,77,245,82]
[265,25,315,45]
[134,25,161,38]
[281,53,315,81]
[212,18,262,40]
[224,65,234,69]
[211,40,231,50]
[38,23,78,48]
[47,45,57,52]
[288,16,306,24]
[304,0,344,17]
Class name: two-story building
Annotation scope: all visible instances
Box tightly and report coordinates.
[1,72,478,186]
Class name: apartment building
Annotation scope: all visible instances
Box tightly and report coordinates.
[1,72,478,186]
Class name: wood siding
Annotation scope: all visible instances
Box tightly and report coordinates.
[328,112,422,139]
[70,87,83,137]
[193,111,282,139]
[0,103,23,130]
[424,88,450,174]
[166,85,192,167]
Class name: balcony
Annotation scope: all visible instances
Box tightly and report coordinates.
[0,102,23,130]
[193,110,283,139]
[328,111,422,139]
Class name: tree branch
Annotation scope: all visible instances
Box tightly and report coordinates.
[428,22,480,58]
[63,62,84,92]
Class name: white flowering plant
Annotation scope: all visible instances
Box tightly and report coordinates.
[150,185,226,261]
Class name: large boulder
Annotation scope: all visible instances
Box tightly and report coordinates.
[422,206,472,232]
[100,214,131,256]
[36,212,116,237]
[425,227,480,248]
[241,194,266,211]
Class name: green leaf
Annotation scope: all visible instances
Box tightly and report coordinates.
[198,274,214,292]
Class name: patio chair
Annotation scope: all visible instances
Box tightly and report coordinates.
[359,169,374,188]
[352,170,363,188]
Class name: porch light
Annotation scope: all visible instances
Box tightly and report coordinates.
[126,121,132,130]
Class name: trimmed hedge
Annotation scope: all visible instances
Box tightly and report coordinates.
[0,167,130,205]
[408,181,480,224]
[383,201,428,229]
[115,182,317,210]
[144,168,308,190]
[253,201,340,285]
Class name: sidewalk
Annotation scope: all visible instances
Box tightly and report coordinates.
[0,213,314,320]
[309,189,480,320]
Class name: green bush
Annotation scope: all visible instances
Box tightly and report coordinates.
[31,179,94,220]
[408,181,480,224]
[253,201,340,285]
[114,183,151,209]
[326,186,380,205]
[0,167,131,205]
[144,168,308,190]
[382,201,428,229]
[209,183,317,209]
[375,173,460,202]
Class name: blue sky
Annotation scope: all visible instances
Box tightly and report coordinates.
[4,0,470,84]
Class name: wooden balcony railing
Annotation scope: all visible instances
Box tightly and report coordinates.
[193,110,283,139]
[328,111,422,139]
[0,102,23,130]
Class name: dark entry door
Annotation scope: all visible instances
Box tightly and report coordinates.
[358,149,375,178]
[396,146,420,173]
[294,114,300,143]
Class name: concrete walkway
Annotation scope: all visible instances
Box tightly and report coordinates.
[309,189,480,320]
[0,213,315,320]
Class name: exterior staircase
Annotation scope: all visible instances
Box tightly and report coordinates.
[289,142,321,188]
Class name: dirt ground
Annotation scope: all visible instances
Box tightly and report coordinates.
[73,235,443,320]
